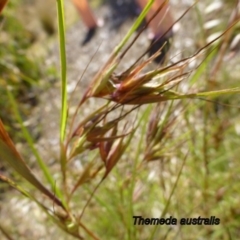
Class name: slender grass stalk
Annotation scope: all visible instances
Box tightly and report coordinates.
[114,0,155,55]
[56,0,68,196]
[56,0,68,142]
[0,137,65,210]
[0,222,13,240]
[195,4,207,45]
[6,87,64,201]
[149,153,188,240]
[128,105,153,240]
[0,63,38,86]
[83,184,122,221]
[0,174,82,239]
[189,47,218,85]
[202,101,209,216]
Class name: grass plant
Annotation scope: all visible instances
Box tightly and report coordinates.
[0,0,240,239]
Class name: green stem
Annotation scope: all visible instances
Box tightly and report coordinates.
[56,0,68,142]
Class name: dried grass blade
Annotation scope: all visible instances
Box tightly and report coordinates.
[0,121,65,209]
[0,0,8,14]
